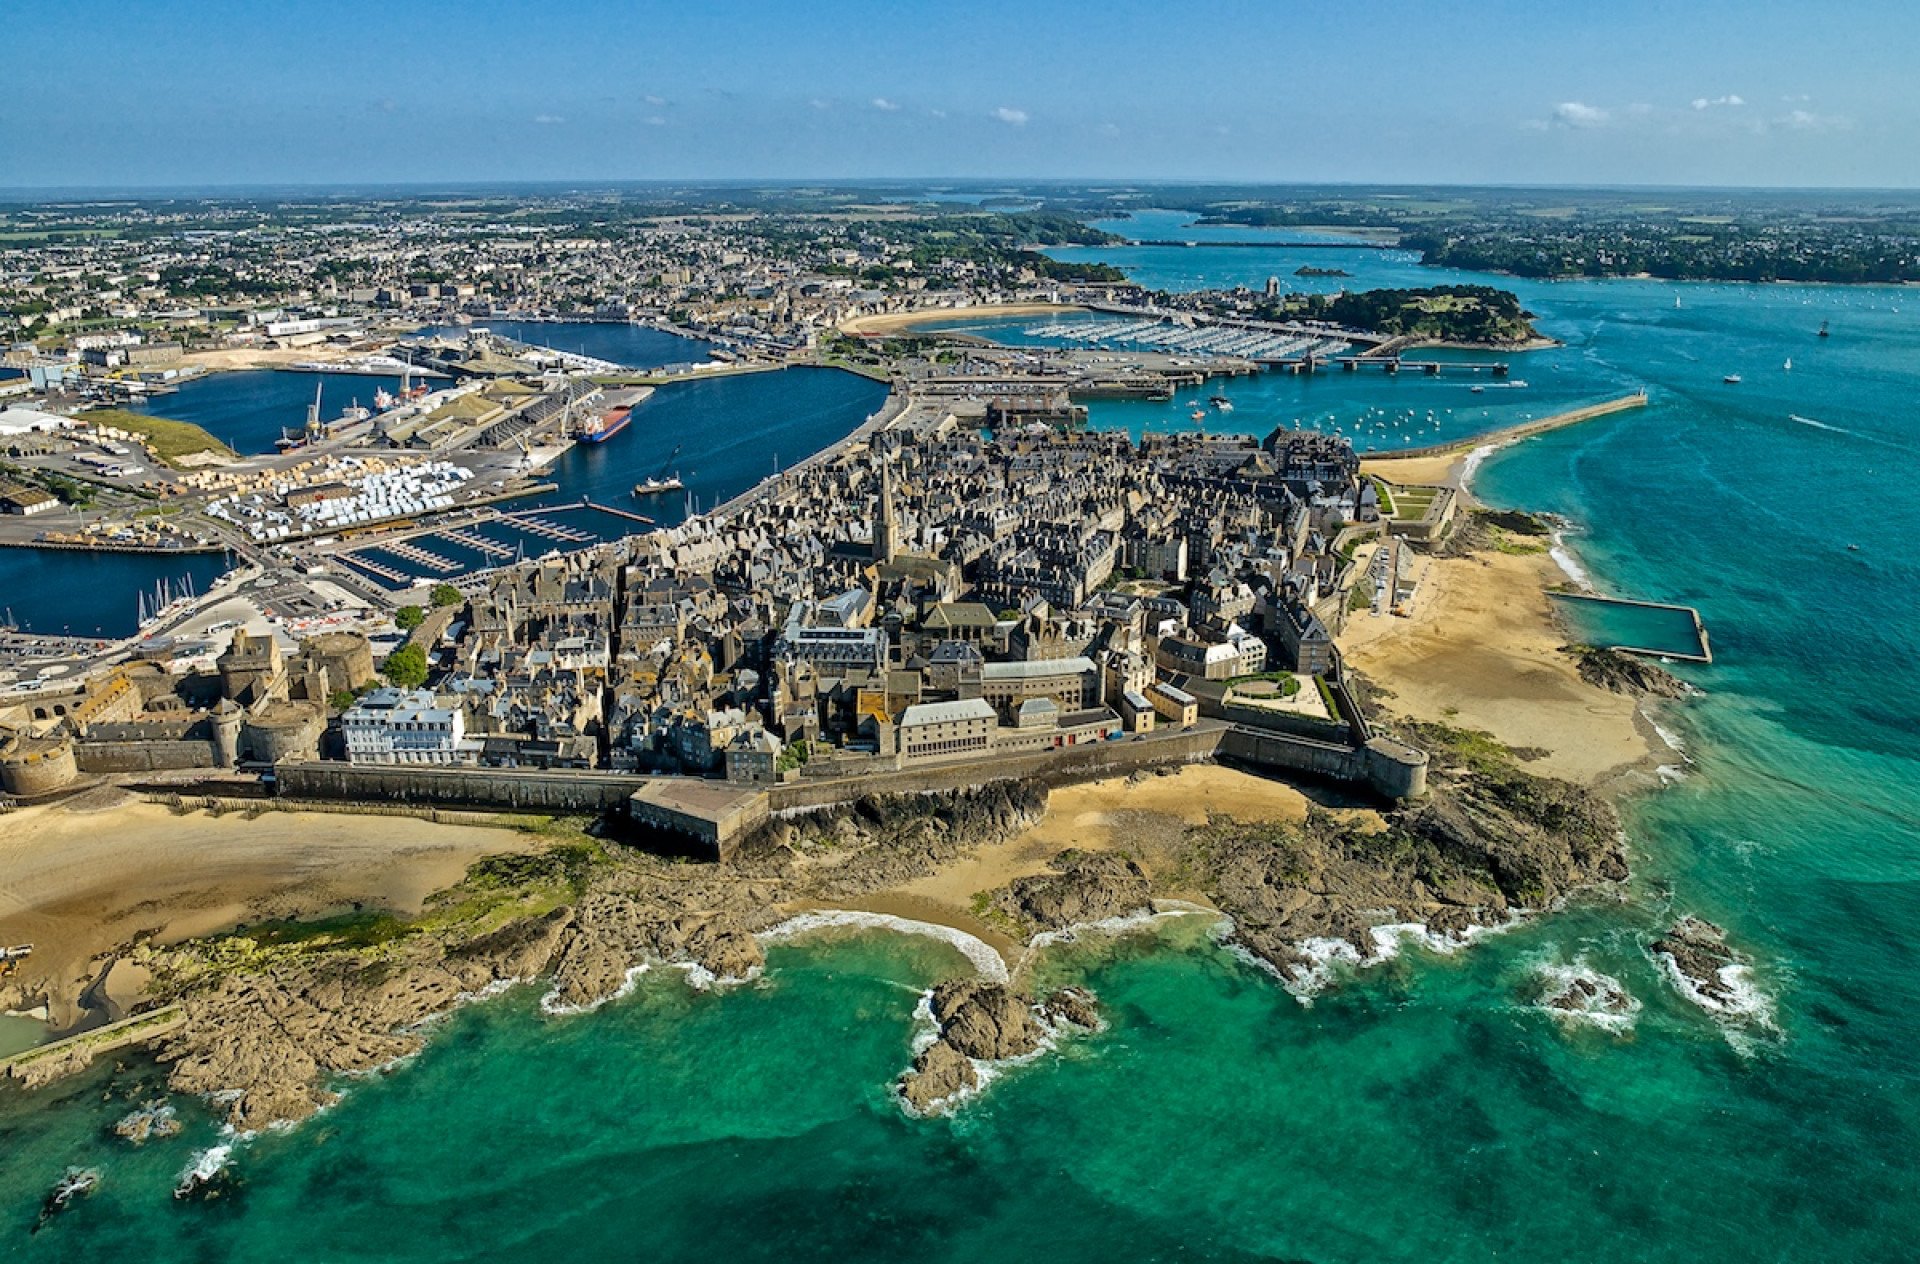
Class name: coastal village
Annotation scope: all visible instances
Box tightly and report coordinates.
[0,190,1716,1153]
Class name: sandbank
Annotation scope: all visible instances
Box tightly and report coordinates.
[0,793,545,1029]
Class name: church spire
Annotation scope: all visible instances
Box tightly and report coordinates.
[874,442,898,563]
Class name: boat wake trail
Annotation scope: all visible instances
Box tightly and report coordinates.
[1788,413,1853,435]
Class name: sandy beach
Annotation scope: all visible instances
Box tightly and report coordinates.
[838,302,1084,337]
[1341,542,1657,785]
[0,792,545,1029]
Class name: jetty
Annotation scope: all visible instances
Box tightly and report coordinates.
[1356,391,1650,461]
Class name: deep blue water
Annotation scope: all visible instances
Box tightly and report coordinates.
[129,370,409,456]
[530,366,889,515]
[0,547,228,637]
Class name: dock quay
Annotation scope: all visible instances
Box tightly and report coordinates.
[439,528,514,558]
[382,540,461,573]
[1334,356,1510,376]
[509,514,595,544]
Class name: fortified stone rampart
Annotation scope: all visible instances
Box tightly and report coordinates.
[275,762,653,813]
[76,740,217,775]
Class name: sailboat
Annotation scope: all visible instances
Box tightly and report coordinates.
[1784,357,1793,372]
[1818,321,1831,339]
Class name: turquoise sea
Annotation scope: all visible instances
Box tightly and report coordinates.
[4,213,1919,1259]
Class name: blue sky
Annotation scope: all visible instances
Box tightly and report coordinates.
[8,0,1917,189]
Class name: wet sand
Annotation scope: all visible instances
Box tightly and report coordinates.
[0,791,545,1029]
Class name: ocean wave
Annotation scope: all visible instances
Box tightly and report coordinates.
[1531,957,1642,1034]
[1548,531,1595,591]
[1459,442,1500,488]
[1651,721,1688,754]
[1655,764,1689,784]
[538,963,652,1017]
[1655,952,1776,1034]
[174,1142,235,1199]
[758,910,1010,984]
[1023,901,1223,957]
[1213,912,1523,1004]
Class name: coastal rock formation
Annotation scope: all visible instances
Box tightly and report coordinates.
[899,1041,976,1113]
[1651,917,1750,1011]
[1567,646,1695,699]
[897,981,1104,1114]
[992,850,1153,933]
[155,907,576,1130]
[111,1101,183,1145]
[737,781,1050,896]
[1192,724,1626,983]
[930,981,1045,1061]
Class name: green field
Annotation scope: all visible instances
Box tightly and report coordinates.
[80,408,236,468]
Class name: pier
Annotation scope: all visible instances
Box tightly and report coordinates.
[1333,356,1511,376]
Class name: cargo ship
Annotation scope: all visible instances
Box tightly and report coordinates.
[576,406,631,444]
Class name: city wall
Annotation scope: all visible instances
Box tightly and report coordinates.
[76,740,217,775]
[274,762,652,813]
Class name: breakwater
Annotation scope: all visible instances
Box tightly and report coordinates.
[1356,391,1649,460]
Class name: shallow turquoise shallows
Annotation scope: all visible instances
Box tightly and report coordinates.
[4,217,1919,1260]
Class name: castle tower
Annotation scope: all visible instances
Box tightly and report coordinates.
[211,698,243,769]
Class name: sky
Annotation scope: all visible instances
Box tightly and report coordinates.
[6,0,1918,190]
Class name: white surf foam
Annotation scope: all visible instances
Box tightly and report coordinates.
[1651,721,1688,754]
[1788,413,1852,435]
[539,962,651,1017]
[1548,531,1595,591]
[1459,442,1500,489]
[758,911,1010,984]
[1024,901,1220,956]
[1531,958,1642,1034]
[175,1142,234,1196]
[1655,952,1775,1030]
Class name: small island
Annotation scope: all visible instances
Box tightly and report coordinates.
[1294,265,1352,278]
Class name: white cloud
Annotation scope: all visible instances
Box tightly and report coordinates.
[1551,101,1608,128]
[644,115,667,127]
[1691,94,1745,110]
[928,108,947,119]
[993,106,1029,126]
[1781,108,1849,132]
[532,114,566,125]
[809,97,832,110]
[643,94,668,107]
[871,97,900,111]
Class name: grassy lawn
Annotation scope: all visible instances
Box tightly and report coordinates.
[81,407,235,468]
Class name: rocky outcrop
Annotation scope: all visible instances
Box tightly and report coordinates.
[1193,725,1626,982]
[1566,646,1695,699]
[898,1041,976,1113]
[111,1101,182,1145]
[1651,917,1746,1009]
[929,981,1045,1061]
[155,907,576,1130]
[897,981,1103,1114]
[993,850,1153,933]
[736,780,1049,896]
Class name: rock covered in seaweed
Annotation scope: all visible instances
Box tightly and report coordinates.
[1566,646,1696,699]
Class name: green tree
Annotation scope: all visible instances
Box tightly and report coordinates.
[394,605,426,631]
[384,643,428,688]
[430,584,462,609]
